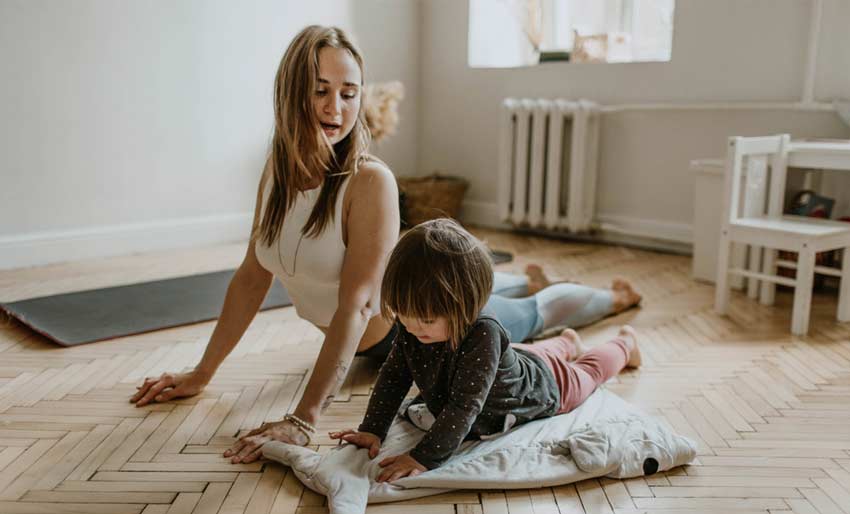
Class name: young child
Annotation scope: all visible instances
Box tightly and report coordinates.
[329,219,642,482]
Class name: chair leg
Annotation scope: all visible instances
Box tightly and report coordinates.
[731,243,746,290]
[715,232,733,315]
[791,246,815,336]
[747,245,762,299]
[839,248,850,322]
[760,248,778,306]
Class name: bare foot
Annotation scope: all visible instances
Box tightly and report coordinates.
[611,278,642,312]
[558,328,587,360]
[617,325,642,368]
[525,264,551,295]
[526,264,580,296]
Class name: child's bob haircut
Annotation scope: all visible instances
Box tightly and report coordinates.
[381,218,493,349]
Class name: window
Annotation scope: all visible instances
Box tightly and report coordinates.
[468,0,675,67]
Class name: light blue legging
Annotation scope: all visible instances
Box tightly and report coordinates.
[486,272,615,343]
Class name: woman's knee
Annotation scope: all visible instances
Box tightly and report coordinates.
[536,284,614,328]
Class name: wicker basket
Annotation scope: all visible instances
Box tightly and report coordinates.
[397,173,469,226]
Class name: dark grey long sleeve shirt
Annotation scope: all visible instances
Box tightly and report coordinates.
[358,314,560,469]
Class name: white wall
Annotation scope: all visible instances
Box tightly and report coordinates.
[0,0,419,269]
[418,0,850,244]
[350,1,420,176]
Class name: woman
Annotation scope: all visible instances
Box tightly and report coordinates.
[133,25,397,464]
[130,25,641,464]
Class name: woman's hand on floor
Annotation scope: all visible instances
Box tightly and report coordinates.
[224,419,308,464]
[377,453,427,482]
[329,429,381,458]
[130,370,208,407]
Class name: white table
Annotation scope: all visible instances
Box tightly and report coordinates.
[788,140,850,171]
[784,139,850,215]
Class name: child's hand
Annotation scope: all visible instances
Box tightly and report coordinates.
[329,429,381,459]
[377,453,427,482]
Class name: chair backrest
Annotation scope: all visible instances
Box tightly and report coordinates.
[722,134,790,226]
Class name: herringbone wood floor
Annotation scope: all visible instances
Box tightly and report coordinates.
[1,228,849,514]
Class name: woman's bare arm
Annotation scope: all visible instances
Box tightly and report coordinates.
[192,246,273,379]
[294,162,400,423]
[131,162,274,406]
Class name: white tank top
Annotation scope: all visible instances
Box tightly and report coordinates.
[254,176,352,327]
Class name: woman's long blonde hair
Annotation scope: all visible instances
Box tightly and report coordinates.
[256,25,372,246]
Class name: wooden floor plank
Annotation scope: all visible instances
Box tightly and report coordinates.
[65,419,142,481]
[0,431,88,500]
[528,488,560,514]
[0,439,57,493]
[0,447,26,472]
[56,480,206,492]
[130,406,193,463]
[684,466,828,478]
[218,472,261,514]
[798,488,845,514]
[600,478,635,510]
[101,412,169,471]
[0,501,144,513]
[576,479,614,514]
[21,490,176,503]
[164,492,202,514]
[504,490,534,514]
[480,491,509,514]
[810,478,850,514]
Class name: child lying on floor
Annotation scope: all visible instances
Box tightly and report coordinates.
[330,219,642,481]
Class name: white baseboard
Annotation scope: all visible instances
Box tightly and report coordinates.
[0,213,253,271]
[595,213,693,244]
[2,203,696,270]
[460,200,693,253]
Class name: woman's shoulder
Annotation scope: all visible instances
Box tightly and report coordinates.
[343,155,399,214]
[350,156,395,190]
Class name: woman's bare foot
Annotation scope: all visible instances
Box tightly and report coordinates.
[525,264,552,295]
[617,325,642,368]
[526,264,580,296]
[558,328,587,360]
[611,278,642,313]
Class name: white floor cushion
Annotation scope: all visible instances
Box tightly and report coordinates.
[263,388,696,514]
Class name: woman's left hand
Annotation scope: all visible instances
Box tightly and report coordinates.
[224,419,309,464]
[376,453,427,482]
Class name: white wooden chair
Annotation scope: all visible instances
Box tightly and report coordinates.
[714,134,850,335]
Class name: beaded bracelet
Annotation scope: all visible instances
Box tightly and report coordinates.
[283,413,317,443]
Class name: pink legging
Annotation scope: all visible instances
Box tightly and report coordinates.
[512,335,630,414]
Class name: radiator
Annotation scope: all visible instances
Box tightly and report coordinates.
[497,98,601,232]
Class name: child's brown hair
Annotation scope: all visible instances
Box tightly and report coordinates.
[381,218,493,349]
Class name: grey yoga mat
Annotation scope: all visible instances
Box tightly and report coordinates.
[1,249,512,347]
[0,270,291,347]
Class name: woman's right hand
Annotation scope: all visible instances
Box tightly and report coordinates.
[329,429,382,458]
[130,370,209,407]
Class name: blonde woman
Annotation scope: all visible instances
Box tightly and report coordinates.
[131,25,641,464]
[131,25,398,462]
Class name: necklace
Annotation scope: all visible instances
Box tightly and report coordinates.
[274,173,345,277]
[276,188,315,277]
[276,229,304,277]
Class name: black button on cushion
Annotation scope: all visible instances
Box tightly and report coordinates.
[643,457,659,475]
